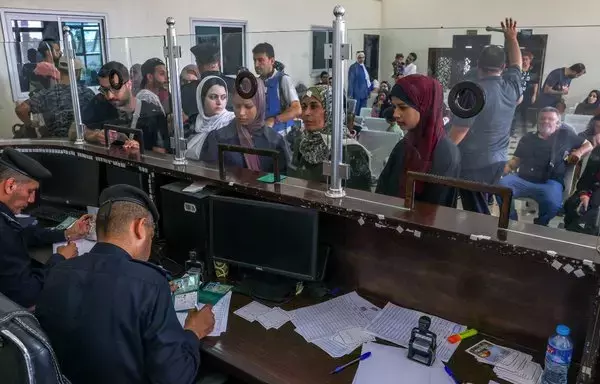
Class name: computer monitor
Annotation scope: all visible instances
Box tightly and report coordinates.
[38,154,100,207]
[209,196,321,281]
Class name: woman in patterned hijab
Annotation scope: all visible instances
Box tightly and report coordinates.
[290,85,372,190]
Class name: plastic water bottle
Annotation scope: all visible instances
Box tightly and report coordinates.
[541,324,573,384]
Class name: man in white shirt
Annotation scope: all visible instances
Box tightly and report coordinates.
[403,52,418,76]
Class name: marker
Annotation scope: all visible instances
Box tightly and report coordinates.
[444,364,460,384]
[330,352,371,374]
[447,329,478,344]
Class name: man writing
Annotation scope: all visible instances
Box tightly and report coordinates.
[35,184,218,384]
[0,148,90,308]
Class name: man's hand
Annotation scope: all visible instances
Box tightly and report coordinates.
[503,164,513,175]
[169,282,178,294]
[580,194,591,212]
[123,140,140,151]
[531,95,537,105]
[562,86,570,95]
[57,242,78,259]
[566,150,581,165]
[501,18,518,41]
[65,214,93,241]
[184,305,215,339]
[265,117,275,128]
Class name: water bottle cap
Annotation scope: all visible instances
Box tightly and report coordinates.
[556,325,570,336]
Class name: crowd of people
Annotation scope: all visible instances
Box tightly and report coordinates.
[10,17,600,234]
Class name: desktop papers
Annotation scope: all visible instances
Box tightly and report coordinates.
[364,302,466,362]
[288,292,380,358]
[235,302,291,330]
[467,340,542,384]
[352,342,454,384]
[176,291,232,337]
[52,239,96,256]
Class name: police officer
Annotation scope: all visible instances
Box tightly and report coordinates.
[35,184,217,384]
[0,148,91,308]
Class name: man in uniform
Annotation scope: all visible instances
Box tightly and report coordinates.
[36,184,217,384]
[0,148,90,308]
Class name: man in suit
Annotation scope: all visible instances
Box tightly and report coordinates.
[348,51,372,115]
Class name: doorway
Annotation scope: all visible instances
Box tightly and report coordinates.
[363,34,380,81]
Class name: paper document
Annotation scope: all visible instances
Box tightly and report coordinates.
[494,361,542,384]
[234,301,271,322]
[289,292,379,342]
[182,181,208,193]
[207,291,232,337]
[256,308,290,330]
[86,206,98,241]
[352,342,454,384]
[176,291,232,337]
[312,327,375,358]
[174,291,198,312]
[52,239,96,256]
[365,302,466,362]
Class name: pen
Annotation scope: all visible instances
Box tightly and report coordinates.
[444,364,460,384]
[330,352,371,374]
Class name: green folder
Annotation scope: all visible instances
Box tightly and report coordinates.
[197,282,234,306]
[257,173,287,183]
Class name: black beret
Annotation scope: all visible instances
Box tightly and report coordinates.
[99,184,159,223]
[190,43,220,65]
[0,148,51,181]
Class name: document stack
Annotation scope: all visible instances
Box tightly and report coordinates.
[466,340,542,384]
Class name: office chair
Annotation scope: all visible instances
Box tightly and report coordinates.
[0,293,70,384]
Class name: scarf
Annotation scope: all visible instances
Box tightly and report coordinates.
[186,76,235,160]
[390,75,444,197]
[236,79,266,171]
[298,85,334,164]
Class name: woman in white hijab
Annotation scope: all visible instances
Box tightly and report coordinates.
[185,76,235,160]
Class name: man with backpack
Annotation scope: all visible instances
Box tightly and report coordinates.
[252,43,301,135]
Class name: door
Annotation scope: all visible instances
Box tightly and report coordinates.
[363,34,380,81]
[517,34,548,83]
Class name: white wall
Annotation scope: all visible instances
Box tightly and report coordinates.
[379,0,600,107]
[0,0,382,137]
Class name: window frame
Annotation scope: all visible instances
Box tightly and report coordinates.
[311,26,333,74]
[0,8,110,101]
[189,18,247,77]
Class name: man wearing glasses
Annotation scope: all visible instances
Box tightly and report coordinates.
[75,61,170,153]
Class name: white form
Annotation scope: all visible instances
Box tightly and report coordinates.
[256,308,290,330]
[234,301,271,322]
[352,342,454,384]
[52,239,96,256]
[173,291,198,312]
[208,291,232,336]
[289,292,377,342]
[365,302,466,362]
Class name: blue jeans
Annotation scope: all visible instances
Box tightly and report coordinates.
[497,174,563,226]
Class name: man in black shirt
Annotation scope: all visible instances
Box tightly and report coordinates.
[499,107,592,225]
[511,51,539,135]
[74,61,170,153]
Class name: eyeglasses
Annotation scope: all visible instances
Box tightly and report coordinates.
[99,86,120,96]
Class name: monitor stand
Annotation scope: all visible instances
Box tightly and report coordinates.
[234,270,298,304]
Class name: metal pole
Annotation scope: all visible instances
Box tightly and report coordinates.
[165,17,187,165]
[326,5,347,198]
[63,26,84,145]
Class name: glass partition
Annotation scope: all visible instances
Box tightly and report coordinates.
[1,22,600,250]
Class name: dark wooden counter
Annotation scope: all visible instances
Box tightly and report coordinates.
[2,139,600,383]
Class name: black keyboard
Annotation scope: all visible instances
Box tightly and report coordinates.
[28,205,86,223]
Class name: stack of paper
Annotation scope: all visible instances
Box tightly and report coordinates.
[466,340,542,384]
[364,302,466,362]
[287,292,381,358]
[176,291,232,337]
[234,301,272,322]
[352,342,454,384]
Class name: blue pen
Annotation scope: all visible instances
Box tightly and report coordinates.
[444,364,460,384]
[330,352,372,374]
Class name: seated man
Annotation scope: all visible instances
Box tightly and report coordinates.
[498,107,593,225]
[15,56,95,138]
[71,61,170,153]
[0,148,90,308]
[35,184,217,384]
